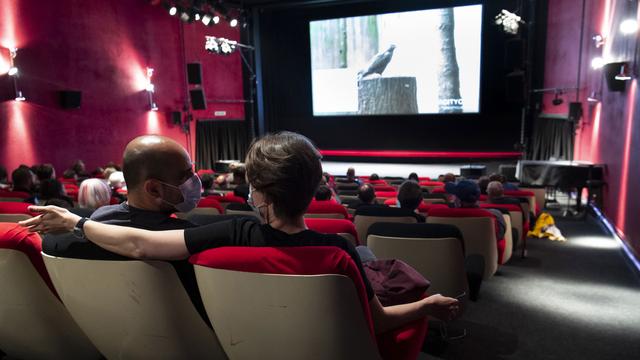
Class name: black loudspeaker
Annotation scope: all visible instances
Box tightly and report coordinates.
[568,102,583,122]
[171,111,182,125]
[505,71,525,104]
[189,89,207,110]
[460,165,486,179]
[59,90,81,109]
[187,63,202,85]
[603,62,627,92]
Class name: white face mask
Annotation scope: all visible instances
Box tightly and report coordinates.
[247,186,268,223]
[159,174,202,213]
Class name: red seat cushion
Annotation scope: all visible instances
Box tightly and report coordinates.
[372,185,396,192]
[304,218,360,245]
[197,196,224,213]
[219,193,246,204]
[375,191,398,198]
[0,222,57,297]
[0,202,36,215]
[197,169,215,177]
[0,190,31,199]
[189,246,427,359]
[418,181,444,187]
[306,200,349,219]
[430,187,446,194]
[367,180,388,185]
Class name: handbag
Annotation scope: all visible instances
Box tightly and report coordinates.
[363,259,430,306]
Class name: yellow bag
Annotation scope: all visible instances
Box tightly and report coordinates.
[527,212,566,241]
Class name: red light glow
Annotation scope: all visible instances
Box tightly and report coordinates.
[616,80,636,231]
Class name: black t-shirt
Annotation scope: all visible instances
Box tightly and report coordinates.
[185,217,375,300]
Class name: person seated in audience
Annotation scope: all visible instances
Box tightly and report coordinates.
[446,180,506,240]
[35,163,56,182]
[347,183,380,210]
[11,166,37,203]
[102,166,118,182]
[318,175,340,204]
[78,178,112,211]
[62,168,78,182]
[369,173,380,181]
[24,131,460,333]
[91,167,105,178]
[477,176,490,195]
[72,159,90,182]
[108,171,127,203]
[337,167,361,184]
[104,161,122,171]
[200,173,216,197]
[397,180,426,222]
[487,181,524,209]
[230,164,250,199]
[38,179,74,208]
[443,173,456,183]
[408,172,419,182]
[314,185,333,201]
[489,173,519,191]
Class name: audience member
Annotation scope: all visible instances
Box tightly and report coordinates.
[62,168,78,182]
[314,185,333,201]
[489,173,519,191]
[445,180,506,240]
[370,173,380,181]
[397,180,426,222]
[35,164,56,182]
[11,166,36,203]
[72,159,90,181]
[347,183,379,210]
[104,161,122,171]
[38,179,73,208]
[487,181,524,209]
[477,176,490,195]
[91,167,105,178]
[408,172,419,182]
[25,131,460,334]
[103,166,118,182]
[201,173,216,196]
[78,178,112,210]
[443,173,456,183]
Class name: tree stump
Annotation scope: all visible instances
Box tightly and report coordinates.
[357,76,418,115]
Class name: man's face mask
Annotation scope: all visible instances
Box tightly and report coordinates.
[159,174,202,213]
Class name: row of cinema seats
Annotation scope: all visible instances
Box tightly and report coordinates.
[0,173,542,359]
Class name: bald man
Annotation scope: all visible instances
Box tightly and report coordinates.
[42,135,211,324]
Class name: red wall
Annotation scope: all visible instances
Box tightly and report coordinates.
[0,0,244,174]
[544,0,640,257]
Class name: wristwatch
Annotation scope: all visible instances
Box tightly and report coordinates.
[73,218,90,239]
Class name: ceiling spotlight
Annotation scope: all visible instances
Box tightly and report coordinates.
[213,15,220,24]
[620,19,638,35]
[202,14,212,26]
[591,57,605,69]
[15,90,25,102]
[180,12,190,22]
[8,66,18,76]
[592,34,605,48]
[615,63,632,80]
[205,36,238,55]
[195,13,201,21]
[169,6,177,16]
[495,9,523,35]
[587,91,601,103]
[150,102,159,111]
[229,18,238,27]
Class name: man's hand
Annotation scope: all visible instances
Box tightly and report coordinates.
[423,294,460,321]
[18,206,81,234]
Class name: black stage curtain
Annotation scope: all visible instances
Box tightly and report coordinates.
[196,120,249,170]
[529,114,574,161]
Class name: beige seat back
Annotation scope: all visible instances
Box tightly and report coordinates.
[225,209,256,217]
[194,267,381,360]
[354,216,417,246]
[367,235,469,298]
[0,249,100,360]
[42,255,228,360]
[177,207,222,219]
[427,216,498,279]
[0,214,32,222]
[501,214,513,264]
[520,187,545,214]
[510,210,524,242]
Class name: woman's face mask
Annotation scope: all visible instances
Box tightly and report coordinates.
[248,186,269,223]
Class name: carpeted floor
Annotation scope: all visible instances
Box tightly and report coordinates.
[422,210,640,360]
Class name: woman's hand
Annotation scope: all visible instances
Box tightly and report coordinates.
[18,205,82,234]
[423,294,460,321]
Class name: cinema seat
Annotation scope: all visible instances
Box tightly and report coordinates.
[367,223,469,298]
[367,179,388,185]
[0,190,31,202]
[304,200,349,219]
[419,181,445,193]
[177,196,224,219]
[304,218,360,245]
[42,255,228,360]
[0,202,34,222]
[216,193,246,210]
[481,203,523,257]
[353,207,418,245]
[371,185,396,192]
[427,208,501,279]
[225,202,256,217]
[0,223,100,360]
[374,191,398,204]
[518,187,546,215]
[191,246,428,360]
[504,190,537,216]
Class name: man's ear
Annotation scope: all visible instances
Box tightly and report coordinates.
[144,179,164,199]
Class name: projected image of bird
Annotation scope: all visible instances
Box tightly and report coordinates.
[357,44,396,84]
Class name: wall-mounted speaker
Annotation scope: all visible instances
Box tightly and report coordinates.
[568,102,583,122]
[189,89,207,110]
[187,63,202,85]
[171,111,182,125]
[59,90,82,109]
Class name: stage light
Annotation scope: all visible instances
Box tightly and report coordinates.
[195,13,201,21]
[15,90,25,101]
[230,18,238,27]
[587,91,601,103]
[205,36,238,55]
[169,6,177,16]
[552,92,563,106]
[615,63,632,80]
[592,34,605,48]
[180,11,190,22]
[146,67,157,110]
[591,57,605,69]
[213,15,220,24]
[620,19,638,35]
[8,66,17,76]
[495,9,523,35]
[202,14,212,26]
[150,102,158,111]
